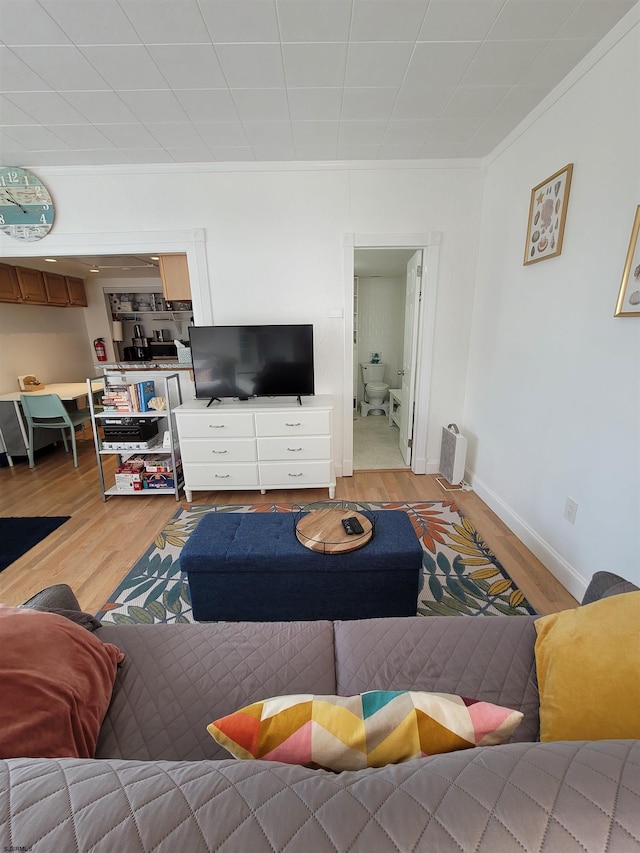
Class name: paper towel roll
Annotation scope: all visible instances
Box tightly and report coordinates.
[112,320,124,342]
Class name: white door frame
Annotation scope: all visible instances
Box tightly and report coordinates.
[0,228,213,324]
[342,232,441,477]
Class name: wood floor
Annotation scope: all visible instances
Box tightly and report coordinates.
[0,434,578,616]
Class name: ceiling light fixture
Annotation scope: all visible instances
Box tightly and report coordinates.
[90,268,100,273]
[150,256,159,261]
[44,258,57,263]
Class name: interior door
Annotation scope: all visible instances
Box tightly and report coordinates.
[398,250,422,465]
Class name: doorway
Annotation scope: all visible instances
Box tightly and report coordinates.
[353,248,416,470]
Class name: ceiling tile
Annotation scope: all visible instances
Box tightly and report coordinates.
[393,85,456,119]
[166,146,217,162]
[2,91,89,124]
[195,121,248,146]
[287,88,342,121]
[291,120,339,145]
[419,141,466,157]
[122,148,175,163]
[517,38,598,86]
[232,88,290,121]
[283,43,348,87]
[0,0,71,45]
[175,89,240,122]
[147,45,227,88]
[490,86,549,119]
[119,0,211,43]
[294,145,338,160]
[3,124,71,149]
[441,85,511,119]
[145,122,204,147]
[341,88,397,120]
[0,95,41,125]
[336,143,380,158]
[339,120,387,144]
[40,0,142,44]
[62,91,139,123]
[460,40,547,85]
[418,1,504,41]
[215,43,285,87]
[377,142,426,158]
[251,142,297,160]
[277,0,352,42]
[382,119,435,143]
[98,123,166,148]
[0,46,52,91]
[350,1,430,41]
[345,43,414,87]
[199,0,280,42]
[79,45,168,89]
[11,45,111,90]
[242,120,294,146]
[210,146,255,160]
[429,117,485,143]
[487,1,579,40]
[556,0,638,38]
[403,42,480,89]
[48,123,117,148]
[118,91,190,123]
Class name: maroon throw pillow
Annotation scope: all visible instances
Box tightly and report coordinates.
[0,605,124,758]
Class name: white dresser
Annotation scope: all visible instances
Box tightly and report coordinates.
[174,396,335,501]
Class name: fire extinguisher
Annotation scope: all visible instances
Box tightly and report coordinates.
[94,338,107,362]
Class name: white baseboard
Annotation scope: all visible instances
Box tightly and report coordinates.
[467,471,588,602]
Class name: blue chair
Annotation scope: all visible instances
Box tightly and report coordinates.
[20,393,92,469]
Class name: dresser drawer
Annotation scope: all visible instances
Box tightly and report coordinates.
[255,410,331,437]
[259,460,333,487]
[183,463,259,488]
[181,438,256,464]
[177,412,255,439]
[257,436,331,461]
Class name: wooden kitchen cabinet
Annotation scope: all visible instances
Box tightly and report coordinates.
[43,271,69,306]
[15,267,47,304]
[0,263,21,303]
[65,276,88,306]
[159,254,191,301]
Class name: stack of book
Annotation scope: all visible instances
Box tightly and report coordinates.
[102,380,156,412]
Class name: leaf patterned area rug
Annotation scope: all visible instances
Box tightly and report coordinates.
[96,501,536,624]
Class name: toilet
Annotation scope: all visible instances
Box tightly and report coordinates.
[360,363,390,416]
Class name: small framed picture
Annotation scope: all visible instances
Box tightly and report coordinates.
[614,205,640,317]
[523,164,573,265]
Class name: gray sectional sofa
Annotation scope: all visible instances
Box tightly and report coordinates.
[1,573,639,852]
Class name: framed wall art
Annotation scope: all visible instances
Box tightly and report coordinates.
[614,205,640,317]
[523,163,573,265]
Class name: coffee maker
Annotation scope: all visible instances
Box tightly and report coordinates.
[131,324,151,360]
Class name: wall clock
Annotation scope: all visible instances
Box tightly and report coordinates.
[0,166,55,241]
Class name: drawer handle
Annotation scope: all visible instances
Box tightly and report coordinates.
[211,449,228,454]
[288,472,304,477]
[285,422,302,427]
[215,474,231,479]
[208,424,225,428]
[287,447,303,452]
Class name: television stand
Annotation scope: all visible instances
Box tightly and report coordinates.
[206,397,221,407]
[174,396,336,501]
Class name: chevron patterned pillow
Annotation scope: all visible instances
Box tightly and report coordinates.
[207,691,523,771]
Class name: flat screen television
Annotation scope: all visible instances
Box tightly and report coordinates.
[189,324,315,405]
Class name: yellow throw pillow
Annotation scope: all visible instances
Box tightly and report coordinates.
[535,591,640,742]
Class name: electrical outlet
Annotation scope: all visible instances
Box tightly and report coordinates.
[564,497,578,524]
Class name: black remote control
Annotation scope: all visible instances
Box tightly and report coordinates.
[342,518,355,535]
[348,516,364,534]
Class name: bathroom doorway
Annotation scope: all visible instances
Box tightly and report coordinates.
[352,248,418,471]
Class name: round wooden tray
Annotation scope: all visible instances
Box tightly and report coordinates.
[295,507,373,554]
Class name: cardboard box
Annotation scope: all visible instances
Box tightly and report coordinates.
[115,460,144,491]
[143,472,175,490]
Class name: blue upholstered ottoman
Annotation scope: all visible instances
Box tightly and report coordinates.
[181,510,424,621]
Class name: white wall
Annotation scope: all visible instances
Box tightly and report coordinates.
[0,302,94,393]
[466,11,640,595]
[356,276,405,402]
[0,163,483,475]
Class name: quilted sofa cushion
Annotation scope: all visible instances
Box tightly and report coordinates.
[95,621,336,761]
[1,741,638,852]
[334,615,540,741]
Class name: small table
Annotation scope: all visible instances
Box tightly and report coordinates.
[295,507,372,553]
[388,388,402,427]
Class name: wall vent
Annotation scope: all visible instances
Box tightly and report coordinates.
[439,424,467,485]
